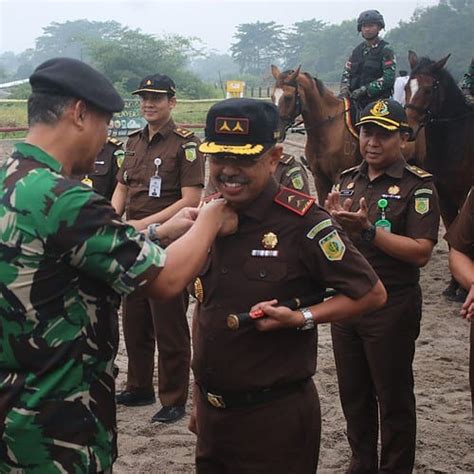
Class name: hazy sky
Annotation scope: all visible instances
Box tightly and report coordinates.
[0,0,440,54]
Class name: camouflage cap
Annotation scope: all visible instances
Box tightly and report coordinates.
[30,57,124,113]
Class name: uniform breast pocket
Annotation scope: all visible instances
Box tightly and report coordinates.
[243,258,287,282]
[91,161,110,177]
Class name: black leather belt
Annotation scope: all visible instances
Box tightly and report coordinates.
[198,378,310,409]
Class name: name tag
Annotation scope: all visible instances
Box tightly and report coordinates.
[149,176,162,197]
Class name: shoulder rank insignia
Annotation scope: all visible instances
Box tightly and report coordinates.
[174,127,195,139]
[406,165,432,179]
[318,229,346,261]
[280,154,295,165]
[108,137,123,147]
[274,186,315,216]
[340,165,360,176]
[194,277,204,303]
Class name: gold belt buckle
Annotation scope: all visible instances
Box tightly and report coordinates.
[207,392,226,408]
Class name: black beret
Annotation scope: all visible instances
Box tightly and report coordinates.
[29,57,124,113]
[132,74,176,96]
[199,98,281,156]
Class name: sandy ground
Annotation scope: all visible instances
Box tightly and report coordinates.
[1,136,472,472]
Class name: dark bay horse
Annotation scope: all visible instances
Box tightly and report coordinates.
[271,65,423,203]
[406,51,473,230]
[406,51,473,298]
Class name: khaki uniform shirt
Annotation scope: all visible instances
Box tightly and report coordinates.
[192,178,379,392]
[337,158,440,289]
[117,119,205,220]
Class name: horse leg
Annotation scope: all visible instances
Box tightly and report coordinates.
[313,173,333,206]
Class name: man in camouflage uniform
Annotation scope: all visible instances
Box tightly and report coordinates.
[0,57,236,473]
[340,10,396,109]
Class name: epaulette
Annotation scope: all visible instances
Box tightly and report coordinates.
[280,154,295,166]
[340,165,359,176]
[128,128,142,137]
[174,127,195,139]
[406,164,432,179]
[107,137,123,147]
[274,186,315,216]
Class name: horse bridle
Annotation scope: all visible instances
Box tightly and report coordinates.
[278,78,350,134]
[405,78,474,140]
[404,79,440,140]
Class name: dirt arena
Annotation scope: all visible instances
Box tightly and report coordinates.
[0,136,472,472]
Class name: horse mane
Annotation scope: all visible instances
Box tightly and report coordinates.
[411,57,466,114]
[281,69,326,95]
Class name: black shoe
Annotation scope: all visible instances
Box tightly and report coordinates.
[116,390,156,406]
[151,405,185,423]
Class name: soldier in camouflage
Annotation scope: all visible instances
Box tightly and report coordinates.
[0,57,236,473]
[340,10,396,108]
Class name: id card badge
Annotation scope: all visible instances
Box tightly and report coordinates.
[375,218,392,233]
[149,176,162,197]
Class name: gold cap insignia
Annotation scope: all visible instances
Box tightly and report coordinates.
[215,117,249,135]
[194,277,204,303]
[262,232,278,249]
[347,182,355,189]
[146,79,152,85]
[370,100,390,117]
[388,185,400,195]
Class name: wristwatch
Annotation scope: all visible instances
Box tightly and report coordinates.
[297,307,315,331]
[147,223,161,243]
[361,224,376,242]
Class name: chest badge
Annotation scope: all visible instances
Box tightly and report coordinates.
[388,185,400,195]
[262,232,278,249]
[346,182,354,189]
[194,277,204,303]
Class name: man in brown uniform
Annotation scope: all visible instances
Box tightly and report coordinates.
[325,99,440,473]
[445,187,474,409]
[112,74,205,423]
[191,98,387,473]
[205,152,310,195]
[78,137,124,200]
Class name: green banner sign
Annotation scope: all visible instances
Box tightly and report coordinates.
[109,99,146,136]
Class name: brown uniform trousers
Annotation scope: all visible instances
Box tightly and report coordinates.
[117,120,205,406]
[445,186,474,409]
[332,159,440,473]
[191,178,380,472]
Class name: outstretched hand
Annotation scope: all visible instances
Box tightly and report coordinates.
[325,192,371,233]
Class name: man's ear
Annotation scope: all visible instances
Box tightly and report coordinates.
[268,144,283,171]
[169,96,177,109]
[71,100,88,129]
[400,131,410,148]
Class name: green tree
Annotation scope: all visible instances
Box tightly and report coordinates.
[231,21,285,75]
[386,1,474,80]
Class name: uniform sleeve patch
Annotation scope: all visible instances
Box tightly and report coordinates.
[415,197,430,214]
[318,229,346,261]
[114,149,125,168]
[184,146,197,162]
[414,188,433,196]
[286,166,302,177]
[306,219,332,240]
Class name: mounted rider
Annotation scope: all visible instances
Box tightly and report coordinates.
[340,10,396,109]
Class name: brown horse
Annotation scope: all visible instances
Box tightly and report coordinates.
[406,51,473,298]
[271,65,423,203]
[406,51,473,229]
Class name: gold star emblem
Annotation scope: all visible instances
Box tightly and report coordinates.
[262,232,278,249]
[388,185,400,195]
[218,120,231,132]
